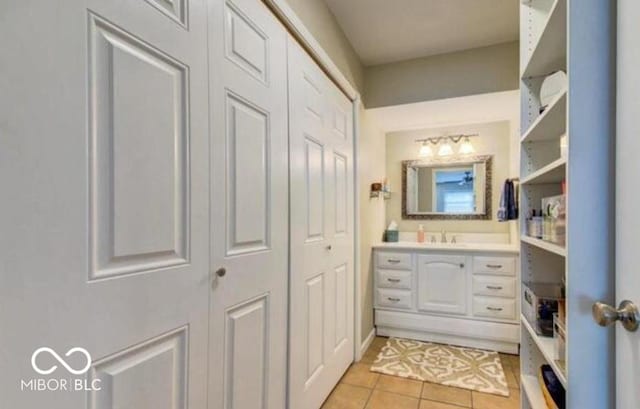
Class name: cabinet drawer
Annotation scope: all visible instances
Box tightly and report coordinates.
[472,276,516,298]
[376,288,413,310]
[473,256,516,276]
[377,252,412,270]
[473,297,516,320]
[377,269,412,289]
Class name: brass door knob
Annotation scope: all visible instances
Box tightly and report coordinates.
[592,300,639,332]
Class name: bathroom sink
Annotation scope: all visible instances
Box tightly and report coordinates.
[422,242,469,248]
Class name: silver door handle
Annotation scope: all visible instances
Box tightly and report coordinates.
[486,285,503,290]
[486,306,503,312]
[593,300,639,332]
[387,278,401,283]
[387,297,401,302]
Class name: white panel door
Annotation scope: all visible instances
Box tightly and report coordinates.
[0,1,209,408]
[616,2,640,407]
[206,0,289,408]
[288,37,355,409]
[417,255,467,315]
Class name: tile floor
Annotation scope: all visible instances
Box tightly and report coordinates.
[321,337,521,409]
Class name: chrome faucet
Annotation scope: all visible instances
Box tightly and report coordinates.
[440,229,447,243]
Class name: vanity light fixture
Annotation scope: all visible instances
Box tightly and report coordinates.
[419,142,434,157]
[459,136,475,155]
[415,133,478,158]
[438,142,454,156]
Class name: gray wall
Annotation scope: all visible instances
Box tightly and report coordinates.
[364,41,519,108]
[283,0,364,92]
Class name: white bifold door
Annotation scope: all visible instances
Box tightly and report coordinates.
[207,0,289,408]
[288,38,356,409]
[0,1,210,408]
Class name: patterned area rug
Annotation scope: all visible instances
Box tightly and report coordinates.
[371,338,510,397]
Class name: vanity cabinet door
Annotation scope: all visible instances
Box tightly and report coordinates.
[417,254,467,315]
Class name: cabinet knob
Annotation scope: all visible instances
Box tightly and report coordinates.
[459,263,465,268]
[215,267,226,278]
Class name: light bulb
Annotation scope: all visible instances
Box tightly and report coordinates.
[459,137,475,155]
[438,142,454,156]
[419,143,433,157]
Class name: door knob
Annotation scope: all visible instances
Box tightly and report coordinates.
[326,245,332,251]
[215,267,226,278]
[592,300,639,332]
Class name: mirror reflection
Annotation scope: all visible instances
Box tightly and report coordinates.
[402,156,492,219]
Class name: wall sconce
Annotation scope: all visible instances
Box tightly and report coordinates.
[416,133,478,157]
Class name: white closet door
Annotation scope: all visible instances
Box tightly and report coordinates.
[0,1,209,408]
[207,0,289,408]
[288,37,355,409]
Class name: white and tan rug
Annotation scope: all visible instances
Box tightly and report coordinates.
[371,338,510,397]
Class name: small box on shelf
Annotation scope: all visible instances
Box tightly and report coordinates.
[522,282,564,337]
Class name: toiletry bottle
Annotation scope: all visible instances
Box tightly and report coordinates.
[417,224,425,243]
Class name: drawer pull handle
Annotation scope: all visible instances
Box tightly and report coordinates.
[387,259,401,264]
[486,264,503,269]
[486,306,504,312]
[387,297,401,302]
[486,285,503,290]
[387,278,401,283]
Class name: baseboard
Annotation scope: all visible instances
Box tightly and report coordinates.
[358,328,376,361]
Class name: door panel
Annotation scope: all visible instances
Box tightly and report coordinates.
[225,93,270,254]
[224,295,269,409]
[89,12,190,278]
[418,255,467,315]
[0,1,209,408]
[207,0,289,408]
[617,2,640,407]
[289,37,355,409]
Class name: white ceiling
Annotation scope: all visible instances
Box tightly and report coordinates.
[323,0,519,66]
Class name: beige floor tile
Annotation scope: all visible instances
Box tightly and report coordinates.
[421,383,471,407]
[360,349,380,365]
[365,390,420,409]
[499,353,521,370]
[504,367,520,390]
[375,374,423,398]
[371,336,389,350]
[472,388,520,409]
[322,383,372,409]
[341,363,380,388]
[419,400,467,409]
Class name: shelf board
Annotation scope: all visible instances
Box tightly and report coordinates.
[521,92,566,144]
[521,157,566,185]
[522,375,547,409]
[521,235,566,257]
[521,0,567,78]
[521,314,567,388]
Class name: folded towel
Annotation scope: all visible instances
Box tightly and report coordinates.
[498,179,519,221]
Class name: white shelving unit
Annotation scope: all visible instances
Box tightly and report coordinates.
[520,2,567,408]
[519,1,615,408]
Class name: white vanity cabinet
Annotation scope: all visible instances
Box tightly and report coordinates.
[417,255,467,315]
[373,243,520,354]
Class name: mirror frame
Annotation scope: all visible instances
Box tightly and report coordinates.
[401,155,493,220]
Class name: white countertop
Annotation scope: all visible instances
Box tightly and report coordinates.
[373,241,520,253]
